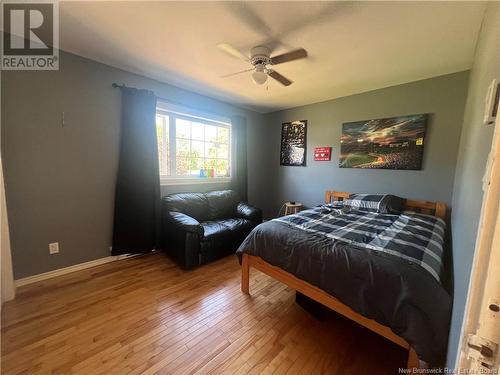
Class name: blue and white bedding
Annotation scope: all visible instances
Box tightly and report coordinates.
[275,203,446,282]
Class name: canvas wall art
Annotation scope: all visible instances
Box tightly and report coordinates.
[339,114,428,170]
[280,120,307,166]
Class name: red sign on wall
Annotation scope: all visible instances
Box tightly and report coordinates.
[314,147,332,161]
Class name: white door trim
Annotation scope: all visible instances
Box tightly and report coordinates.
[456,100,500,370]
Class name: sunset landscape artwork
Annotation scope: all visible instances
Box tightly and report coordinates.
[339,114,428,170]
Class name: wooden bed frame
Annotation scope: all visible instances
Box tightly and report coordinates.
[241,191,446,370]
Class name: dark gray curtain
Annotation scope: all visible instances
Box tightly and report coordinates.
[230,115,248,201]
[112,87,160,255]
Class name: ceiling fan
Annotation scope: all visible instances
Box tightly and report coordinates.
[217,44,307,86]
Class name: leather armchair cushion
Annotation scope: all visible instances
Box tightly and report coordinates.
[199,218,255,264]
[206,190,240,220]
[202,220,232,240]
[166,211,204,236]
[218,218,254,232]
[162,193,210,222]
[201,218,253,240]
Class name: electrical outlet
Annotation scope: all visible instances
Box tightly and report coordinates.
[49,242,59,254]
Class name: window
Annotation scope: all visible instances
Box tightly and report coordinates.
[156,114,170,176]
[156,104,231,184]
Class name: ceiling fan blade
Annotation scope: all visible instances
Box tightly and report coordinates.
[274,3,348,42]
[223,3,284,52]
[217,43,249,62]
[268,70,293,86]
[271,48,308,65]
[226,2,272,37]
[220,68,254,78]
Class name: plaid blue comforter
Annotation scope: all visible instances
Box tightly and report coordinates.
[274,204,446,282]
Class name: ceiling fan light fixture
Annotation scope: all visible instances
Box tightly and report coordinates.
[252,66,268,85]
[218,43,306,87]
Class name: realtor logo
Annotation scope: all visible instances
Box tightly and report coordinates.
[1,0,59,70]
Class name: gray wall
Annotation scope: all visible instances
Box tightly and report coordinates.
[1,51,268,279]
[264,72,469,217]
[447,3,500,368]
[2,58,470,281]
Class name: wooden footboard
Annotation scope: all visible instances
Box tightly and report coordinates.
[241,253,421,370]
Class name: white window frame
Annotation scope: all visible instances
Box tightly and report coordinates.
[156,101,232,186]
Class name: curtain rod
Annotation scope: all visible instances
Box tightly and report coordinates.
[111,82,236,120]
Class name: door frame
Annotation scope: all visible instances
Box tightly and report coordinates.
[456,100,500,369]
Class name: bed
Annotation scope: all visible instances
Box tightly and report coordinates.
[236,191,451,369]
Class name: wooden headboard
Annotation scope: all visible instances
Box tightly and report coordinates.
[324,191,446,220]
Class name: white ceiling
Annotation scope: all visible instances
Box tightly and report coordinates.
[59,1,486,113]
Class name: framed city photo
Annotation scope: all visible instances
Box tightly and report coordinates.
[339,114,428,170]
[280,120,307,166]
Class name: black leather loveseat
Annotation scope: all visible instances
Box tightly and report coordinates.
[161,190,262,269]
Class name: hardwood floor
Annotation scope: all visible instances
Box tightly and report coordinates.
[1,252,406,374]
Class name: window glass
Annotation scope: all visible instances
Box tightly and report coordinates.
[156,109,231,181]
[155,114,169,176]
[176,119,190,139]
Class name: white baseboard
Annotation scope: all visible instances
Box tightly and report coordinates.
[14,254,138,288]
